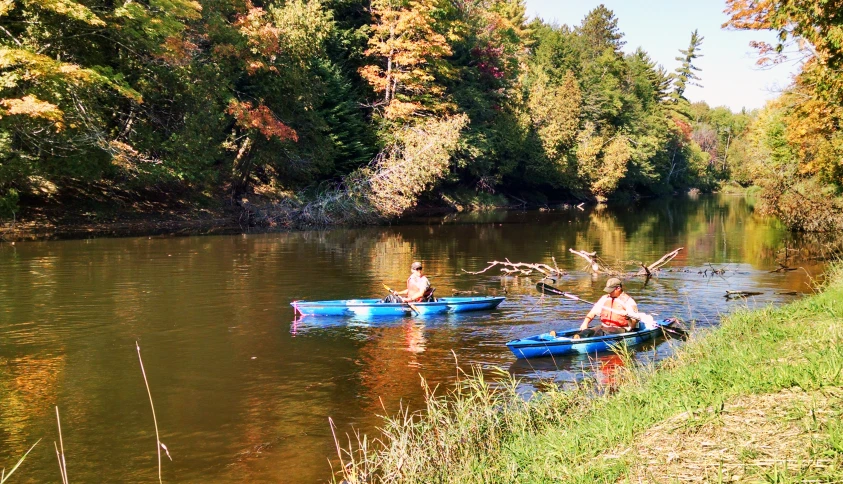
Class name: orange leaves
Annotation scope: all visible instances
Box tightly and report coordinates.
[359,0,452,120]
[723,0,775,31]
[157,36,199,66]
[0,95,65,128]
[235,5,280,63]
[226,100,298,142]
[672,116,693,142]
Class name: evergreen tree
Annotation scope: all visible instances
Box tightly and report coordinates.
[670,30,704,106]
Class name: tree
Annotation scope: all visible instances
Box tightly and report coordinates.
[575,4,625,60]
[670,29,704,107]
[359,0,452,121]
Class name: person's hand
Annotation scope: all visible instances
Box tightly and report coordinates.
[579,322,588,330]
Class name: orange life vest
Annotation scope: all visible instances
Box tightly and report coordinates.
[599,293,633,328]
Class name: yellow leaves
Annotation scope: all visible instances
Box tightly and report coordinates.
[528,70,581,160]
[0,47,143,103]
[269,0,333,64]
[0,95,65,129]
[361,0,452,120]
[0,0,14,17]
[150,0,201,22]
[384,99,422,120]
[29,0,105,25]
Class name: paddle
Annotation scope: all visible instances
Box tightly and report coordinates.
[383,284,420,315]
[535,282,688,338]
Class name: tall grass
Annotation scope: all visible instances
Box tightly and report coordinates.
[332,265,843,483]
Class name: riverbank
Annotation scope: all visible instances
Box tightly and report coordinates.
[334,265,843,483]
[0,187,542,242]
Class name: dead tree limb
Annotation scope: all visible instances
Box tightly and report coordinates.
[635,247,684,276]
[769,263,798,273]
[462,258,566,278]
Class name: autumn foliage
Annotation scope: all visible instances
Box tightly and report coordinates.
[227,100,298,142]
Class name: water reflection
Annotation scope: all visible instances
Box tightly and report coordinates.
[0,194,840,483]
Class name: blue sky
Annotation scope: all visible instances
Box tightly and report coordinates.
[523,0,799,112]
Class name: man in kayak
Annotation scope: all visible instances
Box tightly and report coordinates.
[576,277,639,338]
[391,261,434,302]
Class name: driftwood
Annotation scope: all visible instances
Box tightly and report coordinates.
[770,263,798,273]
[570,247,683,277]
[635,247,684,277]
[725,290,763,299]
[462,258,565,278]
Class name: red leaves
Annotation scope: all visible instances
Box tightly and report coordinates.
[471,46,506,79]
[227,100,298,142]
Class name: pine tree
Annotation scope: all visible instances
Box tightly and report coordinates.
[670,30,704,104]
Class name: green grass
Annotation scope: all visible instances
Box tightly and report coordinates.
[332,265,843,483]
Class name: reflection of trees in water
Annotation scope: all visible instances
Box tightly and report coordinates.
[0,354,65,450]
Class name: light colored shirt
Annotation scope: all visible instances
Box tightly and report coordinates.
[586,293,638,328]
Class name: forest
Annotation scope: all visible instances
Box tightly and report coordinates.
[0,0,840,231]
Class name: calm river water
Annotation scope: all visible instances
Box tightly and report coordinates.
[0,194,831,483]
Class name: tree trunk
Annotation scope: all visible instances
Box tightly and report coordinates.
[231,135,254,199]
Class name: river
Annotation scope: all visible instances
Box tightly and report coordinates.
[0,194,831,483]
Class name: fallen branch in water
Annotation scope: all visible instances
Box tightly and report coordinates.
[769,264,798,273]
[462,258,565,278]
[725,290,763,299]
[635,248,684,277]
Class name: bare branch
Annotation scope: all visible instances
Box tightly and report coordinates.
[462,259,566,277]
[634,247,684,276]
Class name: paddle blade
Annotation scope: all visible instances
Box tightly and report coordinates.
[535,282,565,296]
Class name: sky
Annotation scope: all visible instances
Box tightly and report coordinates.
[523,0,800,112]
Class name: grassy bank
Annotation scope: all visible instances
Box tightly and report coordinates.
[334,267,843,483]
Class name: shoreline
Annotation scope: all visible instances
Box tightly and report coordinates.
[332,264,843,482]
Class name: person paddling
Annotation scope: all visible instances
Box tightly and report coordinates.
[577,277,639,338]
[388,261,434,302]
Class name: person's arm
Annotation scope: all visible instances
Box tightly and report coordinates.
[622,297,639,328]
[580,297,603,330]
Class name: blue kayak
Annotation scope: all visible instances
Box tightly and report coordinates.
[507,319,679,359]
[292,296,505,317]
